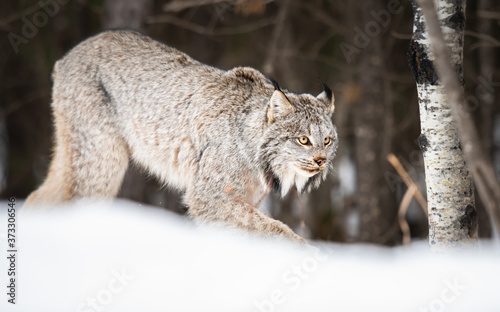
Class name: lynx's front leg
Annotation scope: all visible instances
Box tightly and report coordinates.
[181,144,304,242]
[185,186,304,243]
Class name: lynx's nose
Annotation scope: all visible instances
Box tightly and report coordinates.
[314,156,327,167]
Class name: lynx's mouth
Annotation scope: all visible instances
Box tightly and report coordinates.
[295,159,327,177]
[296,165,324,177]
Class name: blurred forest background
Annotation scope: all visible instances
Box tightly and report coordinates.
[1,0,499,245]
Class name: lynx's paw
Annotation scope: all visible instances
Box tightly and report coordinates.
[267,219,306,244]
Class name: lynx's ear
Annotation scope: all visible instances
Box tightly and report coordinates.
[268,80,295,124]
[317,80,335,115]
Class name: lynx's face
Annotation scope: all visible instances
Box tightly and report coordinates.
[259,83,338,197]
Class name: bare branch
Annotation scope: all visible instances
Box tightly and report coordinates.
[465,30,500,48]
[390,31,413,40]
[146,14,274,36]
[0,3,44,32]
[292,1,349,35]
[387,153,428,216]
[0,89,50,122]
[0,3,44,25]
[274,49,352,73]
[399,185,418,245]
[162,0,233,13]
[477,10,500,20]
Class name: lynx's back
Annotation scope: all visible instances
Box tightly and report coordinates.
[50,30,271,189]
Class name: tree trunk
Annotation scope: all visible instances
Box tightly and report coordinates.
[354,0,398,245]
[408,0,477,250]
[478,0,495,157]
[476,0,495,238]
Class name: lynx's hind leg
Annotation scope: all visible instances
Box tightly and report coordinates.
[25,83,129,207]
[64,108,129,201]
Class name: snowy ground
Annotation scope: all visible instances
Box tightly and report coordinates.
[0,199,499,312]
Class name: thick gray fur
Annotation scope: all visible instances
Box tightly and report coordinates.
[26,30,338,242]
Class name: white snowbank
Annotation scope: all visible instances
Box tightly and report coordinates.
[0,199,499,312]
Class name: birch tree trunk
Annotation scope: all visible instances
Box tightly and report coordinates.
[408,0,477,250]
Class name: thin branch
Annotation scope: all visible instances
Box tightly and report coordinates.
[0,3,44,32]
[390,31,413,40]
[469,41,500,51]
[387,153,428,216]
[162,0,233,13]
[0,3,43,25]
[145,14,275,36]
[399,184,418,245]
[465,30,500,47]
[417,0,500,236]
[292,1,349,35]
[477,10,500,20]
[387,153,428,245]
[0,0,94,32]
[275,49,352,73]
[0,89,50,122]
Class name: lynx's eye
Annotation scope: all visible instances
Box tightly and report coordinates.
[324,137,331,145]
[298,136,310,145]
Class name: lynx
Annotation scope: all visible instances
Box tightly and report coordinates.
[26,30,338,242]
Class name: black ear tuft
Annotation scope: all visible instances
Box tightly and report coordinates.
[319,78,333,102]
[269,76,292,105]
[270,77,281,91]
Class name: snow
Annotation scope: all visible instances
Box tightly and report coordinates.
[0,199,499,312]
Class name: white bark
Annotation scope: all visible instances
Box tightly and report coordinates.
[408,0,477,251]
